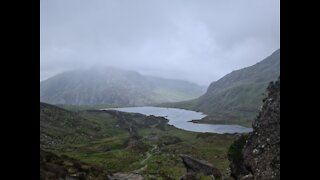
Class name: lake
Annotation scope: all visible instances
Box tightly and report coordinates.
[104,106,252,134]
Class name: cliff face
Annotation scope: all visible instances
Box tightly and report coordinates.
[242,78,280,179]
[228,77,280,180]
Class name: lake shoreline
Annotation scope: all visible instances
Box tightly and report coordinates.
[102,106,252,134]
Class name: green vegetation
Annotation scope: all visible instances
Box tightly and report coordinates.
[41,102,237,179]
[228,135,248,165]
[40,149,110,180]
[227,134,250,179]
[159,49,280,127]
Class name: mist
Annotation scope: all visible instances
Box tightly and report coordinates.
[40,0,279,86]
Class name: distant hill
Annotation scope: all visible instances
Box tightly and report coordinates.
[40,67,206,106]
[160,49,280,127]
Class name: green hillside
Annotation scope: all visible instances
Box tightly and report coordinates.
[159,49,280,127]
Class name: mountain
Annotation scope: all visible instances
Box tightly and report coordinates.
[40,67,206,106]
[160,49,280,127]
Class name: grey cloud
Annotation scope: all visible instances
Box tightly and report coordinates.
[40,0,279,85]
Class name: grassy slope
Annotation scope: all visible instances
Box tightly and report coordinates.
[159,49,280,127]
[41,103,237,179]
[40,149,110,180]
[40,103,104,149]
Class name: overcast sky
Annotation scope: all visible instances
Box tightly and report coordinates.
[40,0,279,86]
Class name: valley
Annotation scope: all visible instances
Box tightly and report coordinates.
[40,0,281,179]
[40,102,239,179]
[40,50,280,179]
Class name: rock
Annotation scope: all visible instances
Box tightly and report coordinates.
[239,174,253,180]
[227,77,280,180]
[179,172,197,180]
[180,154,222,179]
[242,78,280,180]
[224,177,235,180]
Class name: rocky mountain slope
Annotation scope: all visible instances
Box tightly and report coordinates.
[160,49,280,127]
[40,102,101,149]
[40,67,206,106]
[228,77,280,180]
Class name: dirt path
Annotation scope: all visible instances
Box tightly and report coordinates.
[140,145,157,164]
[108,145,158,180]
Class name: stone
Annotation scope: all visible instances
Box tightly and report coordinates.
[180,154,222,180]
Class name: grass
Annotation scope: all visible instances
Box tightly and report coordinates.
[41,104,238,179]
[157,50,280,128]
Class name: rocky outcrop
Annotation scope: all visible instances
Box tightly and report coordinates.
[104,110,169,131]
[228,77,280,180]
[180,154,222,179]
[142,115,169,130]
[242,78,280,179]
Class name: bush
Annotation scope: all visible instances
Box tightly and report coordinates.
[228,135,248,164]
[158,135,182,146]
[227,134,249,178]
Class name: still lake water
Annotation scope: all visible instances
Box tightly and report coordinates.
[104,106,252,134]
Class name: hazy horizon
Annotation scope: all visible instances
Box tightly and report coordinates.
[41,0,279,86]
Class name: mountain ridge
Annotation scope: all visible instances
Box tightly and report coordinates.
[159,49,280,127]
[40,67,206,106]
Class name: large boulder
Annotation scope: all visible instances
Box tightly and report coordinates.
[180,154,222,179]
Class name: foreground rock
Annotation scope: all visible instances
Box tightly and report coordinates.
[228,77,280,180]
[180,154,222,180]
[242,78,280,179]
